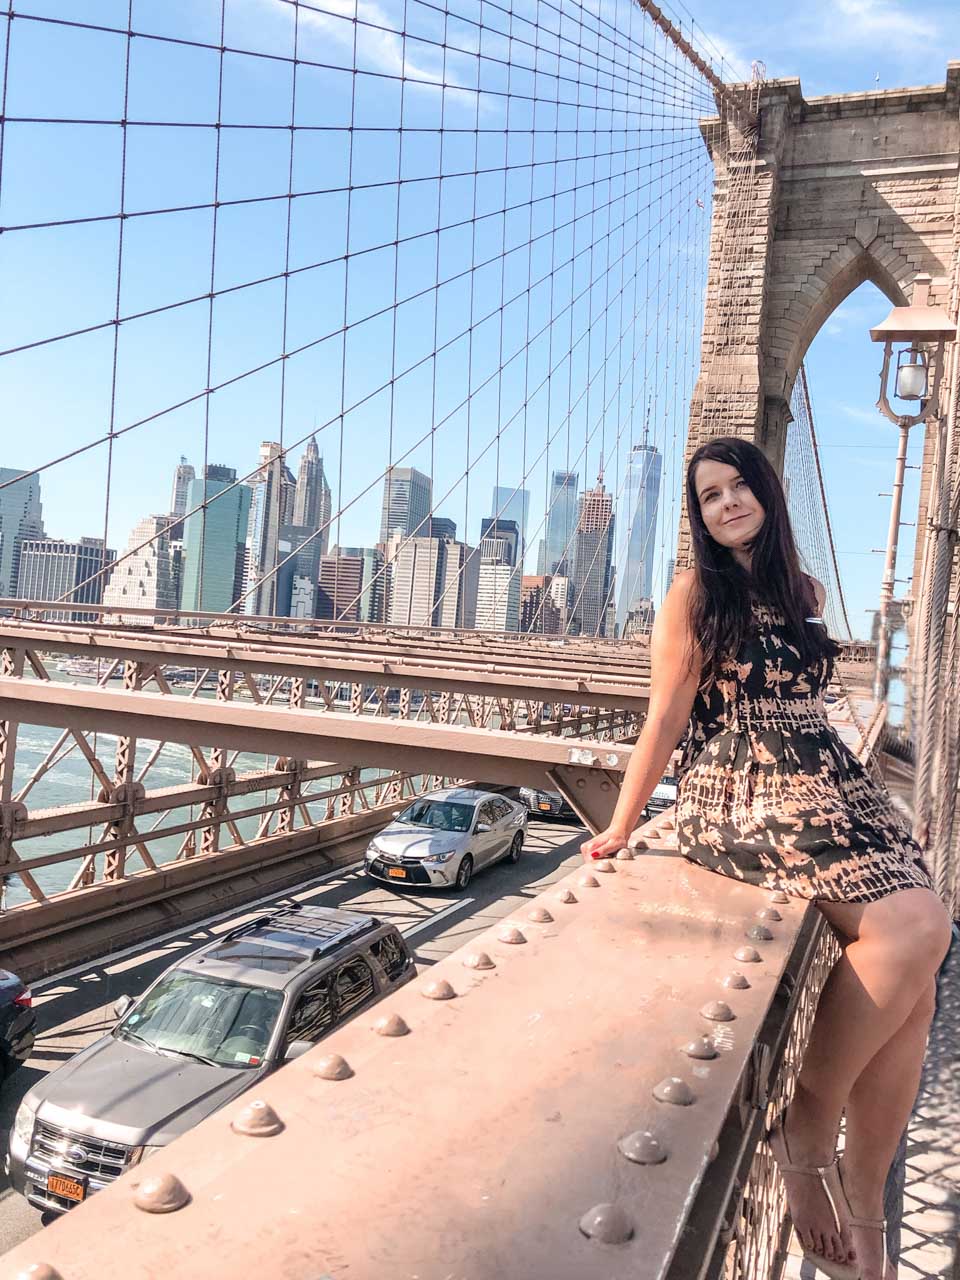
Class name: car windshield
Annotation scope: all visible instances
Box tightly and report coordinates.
[115,973,283,1069]
[395,800,475,833]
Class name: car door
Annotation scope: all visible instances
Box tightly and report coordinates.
[281,974,338,1057]
[490,798,515,859]
[472,800,500,868]
[330,956,378,1027]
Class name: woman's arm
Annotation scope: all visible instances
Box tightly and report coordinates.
[581,570,702,860]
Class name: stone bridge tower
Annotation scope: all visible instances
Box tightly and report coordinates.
[679,64,960,568]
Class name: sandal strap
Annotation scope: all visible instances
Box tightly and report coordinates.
[848,1216,885,1232]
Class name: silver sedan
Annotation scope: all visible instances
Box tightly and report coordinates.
[364,788,528,891]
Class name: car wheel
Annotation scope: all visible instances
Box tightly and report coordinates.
[509,831,524,863]
[455,854,474,892]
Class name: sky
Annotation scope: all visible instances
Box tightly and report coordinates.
[1,0,956,657]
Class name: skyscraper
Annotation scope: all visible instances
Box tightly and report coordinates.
[333,546,385,623]
[571,474,615,637]
[316,552,365,623]
[385,531,478,628]
[102,516,177,623]
[292,436,332,554]
[537,470,578,577]
[0,467,44,598]
[16,537,114,622]
[479,517,519,568]
[491,486,529,560]
[245,442,297,616]
[616,443,662,636]
[379,466,432,543]
[169,457,195,540]
[276,524,322,618]
[179,466,252,614]
[477,522,521,633]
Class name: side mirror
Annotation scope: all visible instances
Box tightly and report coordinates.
[113,994,135,1020]
[283,1039,314,1063]
[474,822,491,834]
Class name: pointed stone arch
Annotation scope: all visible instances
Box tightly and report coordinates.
[678,64,959,565]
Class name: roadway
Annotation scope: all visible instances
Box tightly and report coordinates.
[0,816,586,1256]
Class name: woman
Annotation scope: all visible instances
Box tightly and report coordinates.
[582,437,950,1280]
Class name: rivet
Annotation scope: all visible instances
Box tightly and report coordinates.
[14,1266,64,1280]
[593,859,615,873]
[770,890,789,904]
[556,888,578,904]
[577,872,600,888]
[231,1098,284,1137]
[423,978,457,998]
[527,906,554,923]
[734,946,762,963]
[499,925,527,944]
[575,778,586,789]
[615,847,634,860]
[701,1000,735,1022]
[314,1053,354,1079]
[653,1076,696,1105]
[722,971,751,990]
[757,907,782,922]
[375,1012,411,1035]
[132,1171,191,1214]
[683,1035,718,1060]
[463,951,495,970]
[746,924,774,942]
[659,814,676,830]
[579,1202,635,1243]
[708,1140,720,1161]
[618,1130,667,1165]
[600,781,611,791]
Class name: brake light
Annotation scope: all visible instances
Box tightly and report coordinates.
[13,990,32,1009]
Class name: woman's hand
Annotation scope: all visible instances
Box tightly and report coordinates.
[580,825,631,862]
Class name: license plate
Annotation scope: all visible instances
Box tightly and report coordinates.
[387,867,407,879]
[47,1173,86,1203]
[538,803,552,811]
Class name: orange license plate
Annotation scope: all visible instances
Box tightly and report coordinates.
[48,1173,86,1203]
[387,867,407,879]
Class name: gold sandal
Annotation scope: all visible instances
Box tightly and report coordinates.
[767,1114,860,1280]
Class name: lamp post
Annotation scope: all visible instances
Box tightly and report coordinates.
[869,274,956,703]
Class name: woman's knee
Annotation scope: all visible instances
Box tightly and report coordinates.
[874,891,952,970]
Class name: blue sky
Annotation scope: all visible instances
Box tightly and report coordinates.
[1,0,956,655]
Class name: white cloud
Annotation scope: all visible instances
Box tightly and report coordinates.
[831,0,938,43]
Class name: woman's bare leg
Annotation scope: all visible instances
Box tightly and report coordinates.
[774,889,950,1272]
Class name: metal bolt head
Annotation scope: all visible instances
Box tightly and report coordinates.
[592,859,616,874]
[375,1012,411,1036]
[701,1000,735,1022]
[757,907,782,922]
[423,978,457,999]
[618,1130,667,1165]
[577,872,600,888]
[314,1053,354,1080]
[133,1171,191,1214]
[615,847,634,860]
[653,1076,696,1105]
[579,1202,635,1243]
[556,888,578,904]
[575,778,586,789]
[499,925,527,945]
[14,1266,64,1280]
[683,1035,718,1060]
[231,1098,284,1137]
[770,890,789,904]
[734,946,762,963]
[722,971,751,990]
[463,951,495,970]
[527,906,553,923]
[745,924,774,942]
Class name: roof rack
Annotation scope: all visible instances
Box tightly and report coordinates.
[215,905,379,960]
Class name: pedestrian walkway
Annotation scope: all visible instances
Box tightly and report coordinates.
[785,940,959,1279]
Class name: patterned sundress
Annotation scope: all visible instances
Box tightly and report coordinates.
[675,599,933,903]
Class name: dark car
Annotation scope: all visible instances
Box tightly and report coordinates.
[7,905,415,1214]
[1,968,36,1081]
[517,787,579,821]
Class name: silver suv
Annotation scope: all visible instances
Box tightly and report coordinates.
[7,906,415,1214]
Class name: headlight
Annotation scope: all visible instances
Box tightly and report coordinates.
[519,788,537,801]
[366,842,381,859]
[129,1144,164,1166]
[427,850,458,863]
[12,1100,36,1147]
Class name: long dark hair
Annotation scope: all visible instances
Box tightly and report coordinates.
[685,436,839,683]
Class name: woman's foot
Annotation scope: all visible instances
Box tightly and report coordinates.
[837,1158,888,1280]
[768,1101,856,1269]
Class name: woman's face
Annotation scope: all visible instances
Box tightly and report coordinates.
[694,459,765,550]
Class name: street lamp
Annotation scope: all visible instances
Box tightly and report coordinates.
[869,273,956,702]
